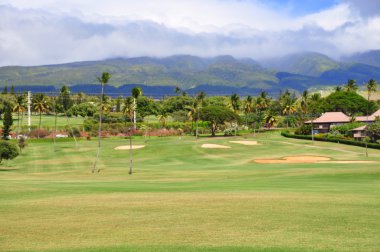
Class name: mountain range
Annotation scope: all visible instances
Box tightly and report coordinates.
[0,50,380,96]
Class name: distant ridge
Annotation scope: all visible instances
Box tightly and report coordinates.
[1,52,380,94]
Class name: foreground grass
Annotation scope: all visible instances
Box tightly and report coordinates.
[1,132,380,251]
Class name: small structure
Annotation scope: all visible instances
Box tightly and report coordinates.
[305,109,380,134]
[352,125,367,141]
[305,112,350,134]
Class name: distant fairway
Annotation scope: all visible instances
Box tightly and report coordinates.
[1,132,380,252]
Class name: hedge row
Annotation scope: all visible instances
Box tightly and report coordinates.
[281,131,380,150]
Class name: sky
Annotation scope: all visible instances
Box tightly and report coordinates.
[0,0,379,66]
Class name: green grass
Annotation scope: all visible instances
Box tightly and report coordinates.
[1,132,380,251]
[2,113,85,131]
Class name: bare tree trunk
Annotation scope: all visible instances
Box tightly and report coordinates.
[38,111,42,139]
[17,111,20,136]
[133,98,137,130]
[129,133,133,175]
[53,100,57,152]
[196,110,199,139]
[65,111,78,148]
[93,85,104,173]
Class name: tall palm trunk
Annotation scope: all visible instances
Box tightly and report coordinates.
[17,110,20,136]
[21,110,24,132]
[53,105,57,152]
[133,98,136,130]
[38,111,42,139]
[93,84,104,173]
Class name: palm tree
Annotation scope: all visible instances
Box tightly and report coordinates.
[122,97,134,125]
[93,72,111,173]
[335,86,342,92]
[300,90,309,114]
[367,79,378,102]
[186,100,198,135]
[131,87,143,130]
[158,107,169,128]
[243,95,254,127]
[345,79,358,92]
[195,91,206,139]
[229,93,240,113]
[32,93,49,138]
[256,91,270,111]
[279,90,297,128]
[264,113,278,129]
[13,94,27,135]
[174,86,181,95]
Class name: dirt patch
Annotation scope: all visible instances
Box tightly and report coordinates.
[201,144,231,149]
[254,155,331,164]
[114,145,145,150]
[230,141,258,145]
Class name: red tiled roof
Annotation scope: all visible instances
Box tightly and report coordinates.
[356,116,375,122]
[351,125,367,131]
[372,109,380,117]
[305,112,350,124]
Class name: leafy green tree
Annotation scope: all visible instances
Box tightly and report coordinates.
[0,141,19,163]
[367,118,380,142]
[195,105,240,136]
[93,72,111,173]
[2,103,13,139]
[137,96,158,118]
[162,96,193,113]
[323,91,377,115]
[58,85,73,112]
[67,102,97,117]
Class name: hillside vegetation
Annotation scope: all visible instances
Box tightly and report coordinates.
[1,52,380,92]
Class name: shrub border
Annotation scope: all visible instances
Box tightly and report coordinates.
[281,131,380,150]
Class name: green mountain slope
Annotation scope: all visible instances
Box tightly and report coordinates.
[0,55,277,89]
[345,50,380,67]
[0,53,380,92]
[261,52,340,77]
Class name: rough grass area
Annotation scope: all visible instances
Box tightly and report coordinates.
[1,132,380,252]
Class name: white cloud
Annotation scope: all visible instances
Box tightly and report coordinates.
[0,1,379,66]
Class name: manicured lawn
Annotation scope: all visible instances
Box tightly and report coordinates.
[3,113,85,131]
[0,132,379,251]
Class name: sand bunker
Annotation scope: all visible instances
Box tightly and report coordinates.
[114,145,145,150]
[318,161,378,164]
[254,155,331,164]
[201,144,231,149]
[230,141,258,145]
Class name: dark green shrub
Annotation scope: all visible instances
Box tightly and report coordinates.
[0,141,19,163]
[295,124,312,135]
